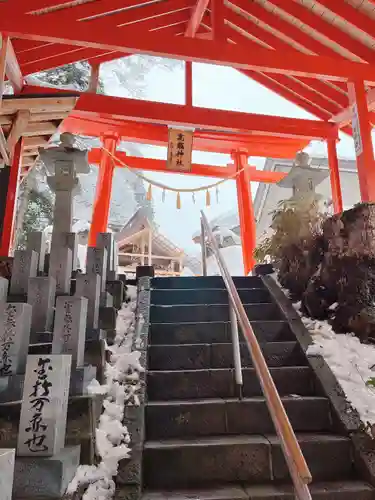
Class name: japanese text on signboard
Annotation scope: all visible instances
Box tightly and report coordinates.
[167,129,193,172]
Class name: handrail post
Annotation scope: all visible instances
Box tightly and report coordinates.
[229,300,243,398]
[200,218,207,276]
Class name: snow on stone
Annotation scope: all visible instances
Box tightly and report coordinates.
[181,267,195,276]
[207,246,244,276]
[212,227,241,246]
[67,287,143,499]
[77,244,87,272]
[301,309,375,433]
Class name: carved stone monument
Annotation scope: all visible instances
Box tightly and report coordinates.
[17,354,72,456]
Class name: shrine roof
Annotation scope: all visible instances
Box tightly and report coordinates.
[2,0,375,128]
[0,93,78,175]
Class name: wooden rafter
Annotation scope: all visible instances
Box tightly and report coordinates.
[0,93,77,172]
[225,8,348,108]
[7,109,30,154]
[185,0,210,37]
[228,0,346,59]
[316,0,375,38]
[5,38,23,92]
[225,20,346,117]
[269,0,375,63]
[2,15,375,82]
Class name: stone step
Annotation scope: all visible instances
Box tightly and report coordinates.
[150,288,271,306]
[148,341,307,371]
[149,321,295,345]
[141,481,375,500]
[150,304,283,324]
[147,366,315,401]
[145,396,332,440]
[151,276,265,290]
[143,434,353,488]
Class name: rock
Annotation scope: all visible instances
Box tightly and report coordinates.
[279,203,375,343]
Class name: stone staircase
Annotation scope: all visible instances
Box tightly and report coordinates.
[141,275,375,500]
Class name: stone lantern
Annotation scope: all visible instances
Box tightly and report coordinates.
[277,151,329,196]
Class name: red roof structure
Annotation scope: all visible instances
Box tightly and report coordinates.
[2,5,375,494]
[0,0,374,272]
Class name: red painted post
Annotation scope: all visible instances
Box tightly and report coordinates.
[0,138,24,256]
[88,132,119,247]
[233,150,256,275]
[327,138,343,213]
[185,61,193,107]
[347,79,375,202]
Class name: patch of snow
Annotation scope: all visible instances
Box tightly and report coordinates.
[207,246,244,276]
[72,219,92,234]
[212,227,241,246]
[181,267,195,276]
[192,209,239,240]
[67,288,143,499]
[77,244,87,272]
[300,308,375,433]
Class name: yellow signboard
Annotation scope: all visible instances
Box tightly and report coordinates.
[167,128,193,172]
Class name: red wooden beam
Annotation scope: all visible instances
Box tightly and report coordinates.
[18,44,90,66]
[87,0,193,29]
[88,52,126,66]
[185,0,210,36]
[211,0,225,41]
[245,72,333,120]
[269,0,375,63]
[72,91,338,139]
[21,48,115,75]
[63,114,310,156]
[11,39,49,53]
[88,149,288,182]
[225,22,346,115]
[19,14,186,70]
[3,11,375,81]
[5,38,23,92]
[229,0,341,59]
[21,0,157,21]
[225,9,348,109]
[332,87,375,126]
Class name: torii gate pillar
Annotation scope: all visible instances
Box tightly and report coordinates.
[327,139,343,213]
[233,151,256,275]
[88,132,119,247]
[348,80,375,202]
[0,138,24,256]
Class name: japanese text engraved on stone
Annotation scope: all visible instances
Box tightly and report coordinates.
[0,303,32,376]
[86,247,107,292]
[75,274,100,330]
[28,277,56,333]
[97,232,115,272]
[10,250,38,295]
[17,355,72,457]
[52,296,87,368]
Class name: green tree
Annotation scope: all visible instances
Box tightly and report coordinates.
[35,60,105,92]
[16,175,54,249]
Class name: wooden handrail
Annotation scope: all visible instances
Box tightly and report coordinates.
[200,211,312,500]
